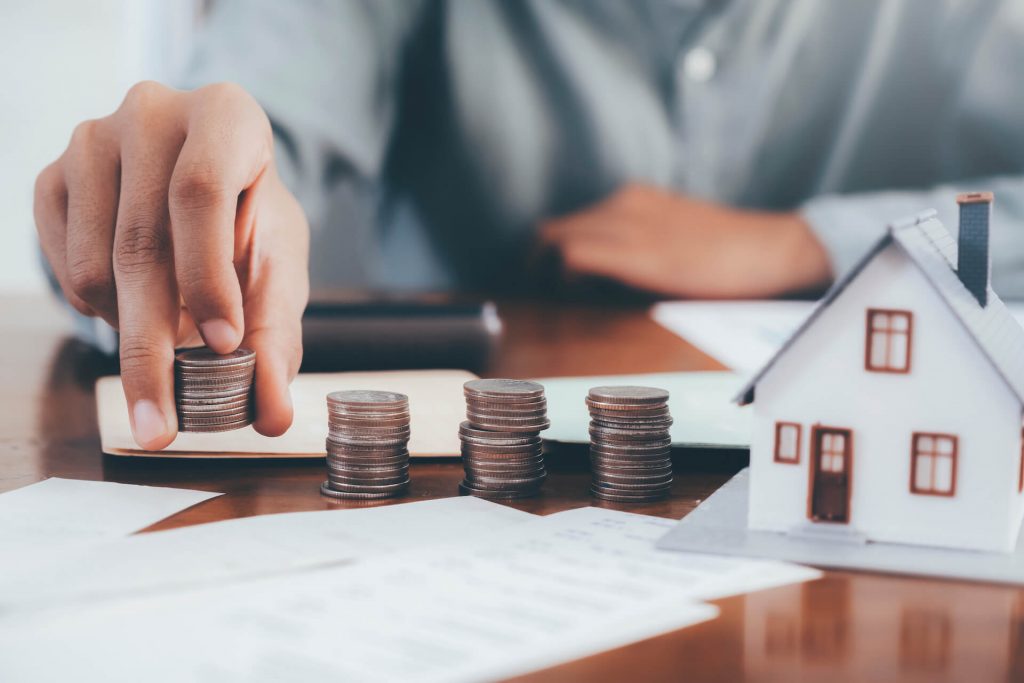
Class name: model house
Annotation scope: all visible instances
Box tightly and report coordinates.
[737,193,1024,553]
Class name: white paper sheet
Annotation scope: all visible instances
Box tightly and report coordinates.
[0,496,534,611]
[538,371,750,449]
[0,507,816,683]
[0,478,220,549]
[652,300,1024,374]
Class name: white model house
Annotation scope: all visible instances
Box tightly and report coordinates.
[737,193,1024,553]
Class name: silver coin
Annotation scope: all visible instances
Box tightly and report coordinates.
[320,481,406,500]
[466,398,548,413]
[458,422,540,441]
[328,414,410,428]
[591,479,674,494]
[587,386,669,405]
[590,426,671,442]
[590,413,674,427]
[175,347,256,366]
[461,438,543,451]
[325,477,410,494]
[178,406,253,420]
[179,419,253,433]
[327,390,408,407]
[462,477,546,492]
[175,377,252,389]
[177,396,251,410]
[327,435,409,448]
[327,472,410,487]
[462,441,543,453]
[179,414,253,427]
[463,458,544,469]
[469,418,550,434]
[464,378,545,400]
[464,403,549,417]
[458,481,538,500]
[326,439,410,453]
[327,470,410,484]
[590,487,670,503]
[176,386,252,400]
[587,400,669,412]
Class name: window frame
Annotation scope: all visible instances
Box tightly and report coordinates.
[773,422,802,464]
[865,308,914,374]
[910,432,958,497]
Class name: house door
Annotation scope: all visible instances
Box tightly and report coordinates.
[810,427,853,523]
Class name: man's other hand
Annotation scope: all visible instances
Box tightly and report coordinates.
[34,81,309,449]
[539,184,832,299]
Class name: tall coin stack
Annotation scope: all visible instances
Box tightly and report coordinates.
[459,379,550,499]
[322,390,411,500]
[174,347,255,432]
[587,386,674,503]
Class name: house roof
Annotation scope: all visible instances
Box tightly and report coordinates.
[736,210,1024,405]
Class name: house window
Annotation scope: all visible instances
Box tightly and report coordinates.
[911,433,958,496]
[819,432,847,473]
[774,422,801,463]
[865,309,913,373]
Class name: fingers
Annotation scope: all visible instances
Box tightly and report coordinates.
[64,119,121,327]
[113,86,186,450]
[34,160,94,316]
[169,83,274,355]
[240,183,309,437]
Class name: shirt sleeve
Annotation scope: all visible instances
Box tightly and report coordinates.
[801,175,1024,298]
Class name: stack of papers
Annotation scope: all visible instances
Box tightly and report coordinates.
[0,478,818,682]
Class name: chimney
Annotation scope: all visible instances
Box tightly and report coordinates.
[956,191,993,307]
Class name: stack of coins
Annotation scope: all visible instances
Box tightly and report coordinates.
[587,386,674,503]
[321,390,411,500]
[459,379,550,499]
[174,347,255,432]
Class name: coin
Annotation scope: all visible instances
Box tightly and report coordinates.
[587,386,669,405]
[464,379,545,401]
[321,390,411,500]
[320,482,407,501]
[174,346,256,432]
[175,347,255,366]
[587,384,674,503]
[589,486,670,503]
[459,379,549,499]
[458,481,540,500]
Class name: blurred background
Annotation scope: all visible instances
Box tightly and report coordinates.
[0,0,203,293]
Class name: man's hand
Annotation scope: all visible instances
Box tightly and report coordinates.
[34,81,309,449]
[539,184,832,299]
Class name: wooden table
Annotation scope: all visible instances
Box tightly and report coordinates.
[3,293,1023,682]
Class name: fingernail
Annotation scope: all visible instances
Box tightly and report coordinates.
[199,318,238,352]
[133,399,168,448]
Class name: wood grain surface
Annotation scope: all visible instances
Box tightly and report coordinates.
[2,293,1022,682]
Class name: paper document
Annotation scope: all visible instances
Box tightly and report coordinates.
[0,507,816,682]
[0,496,534,611]
[97,369,474,458]
[652,300,1024,374]
[0,478,220,549]
[539,371,750,449]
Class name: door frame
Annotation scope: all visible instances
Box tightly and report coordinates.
[807,425,854,524]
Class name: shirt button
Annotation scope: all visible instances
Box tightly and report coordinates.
[682,46,716,83]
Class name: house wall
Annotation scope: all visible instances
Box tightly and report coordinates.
[749,244,1022,552]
